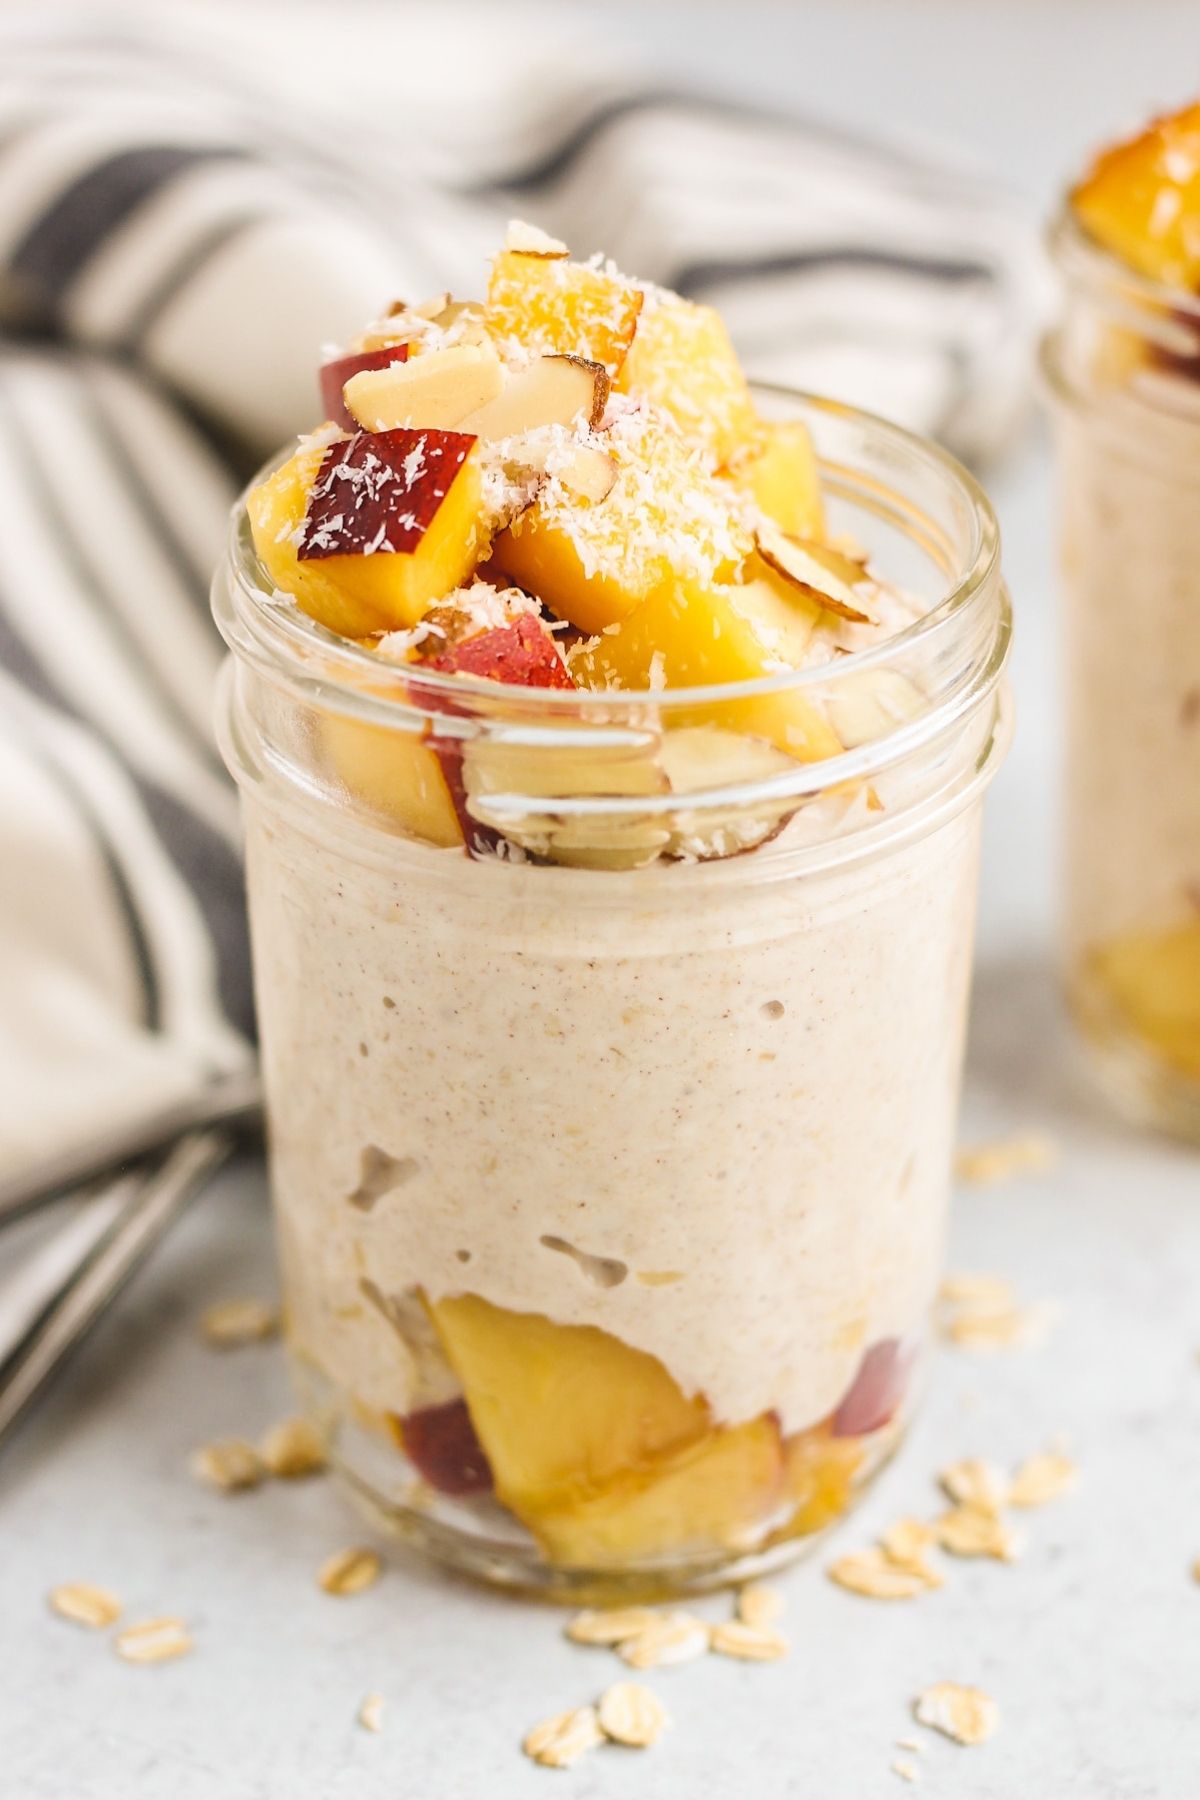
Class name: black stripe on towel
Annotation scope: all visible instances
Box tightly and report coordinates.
[7,143,246,307]
[674,245,997,298]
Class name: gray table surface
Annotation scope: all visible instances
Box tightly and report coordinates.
[5,4,1200,1796]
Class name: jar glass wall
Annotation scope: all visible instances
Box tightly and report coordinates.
[1043,214,1200,1141]
[214,391,1011,1601]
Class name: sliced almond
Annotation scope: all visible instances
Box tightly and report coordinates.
[789,535,871,587]
[412,291,453,320]
[343,344,504,432]
[755,521,874,624]
[827,669,925,749]
[459,354,609,442]
[558,441,618,503]
[504,218,569,257]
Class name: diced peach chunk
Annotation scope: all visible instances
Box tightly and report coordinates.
[614,294,755,464]
[533,1414,784,1567]
[571,575,842,761]
[486,250,644,375]
[427,1294,710,1522]
[771,1427,863,1541]
[723,419,825,539]
[248,429,482,640]
[490,412,751,635]
[1090,919,1200,1080]
[321,705,463,848]
[1072,102,1200,291]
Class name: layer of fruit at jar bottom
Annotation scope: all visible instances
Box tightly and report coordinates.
[380,1294,907,1568]
[1088,918,1200,1081]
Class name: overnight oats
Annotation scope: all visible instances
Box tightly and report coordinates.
[1045,106,1200,1137]
[213,222,1012,1597]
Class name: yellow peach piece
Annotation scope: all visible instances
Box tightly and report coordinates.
[771,1428,863,1542]
[1090,918,1200,1080]
[491,413,751,636]
[615,294,756,464]
[571,576,842,762]
[486,250,644,375]
[532,1414,784,1568]
[1072,102,1200,292]
[428,1295,710,1523]
[321,708,462,848]
[723,419,825,539]
[247,438,483,640]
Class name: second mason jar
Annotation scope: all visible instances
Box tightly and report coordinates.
[1044,209,1200,1140]
[215,392,1011,1600]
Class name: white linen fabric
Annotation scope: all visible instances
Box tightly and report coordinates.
[0,6,1046,1194]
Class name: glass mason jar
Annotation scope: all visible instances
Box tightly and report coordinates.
[1043,211,1200,1140]
[213,390,1011,1601]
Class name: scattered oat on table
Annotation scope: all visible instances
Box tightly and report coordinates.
[914,1682,999,1746]
[523,1704,604,1769]
[190,1437,265,1493]
[48,1582,122,1630]
[358,1692,384,1733]
[566,1606,658,1647]
[955,1131,1058,1186]
[935,1505,1023,1562]
[259,1416,328,1479]
[736,1582,784,1628]
[880,1518,940,1577]
[200,1297,279,1348]
[828,1548,937,1600]
[896,1737,923,1754]
[317,1546,381,1596]
[891,1756,921,1783]
[597,1681,669,1748]
[709,1619,789,1662]
[938,1275,1055,1351]
[114,1617,193,1665]
[619,1613,709,1670]
[1008,1450,1077,1508]
[939,1457,1008,1513]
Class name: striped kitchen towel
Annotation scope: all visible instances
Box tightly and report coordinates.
[0,6,1046,1197]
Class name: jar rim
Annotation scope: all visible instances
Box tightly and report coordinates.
[1047,204,1200,325]
[217,385,1002,720]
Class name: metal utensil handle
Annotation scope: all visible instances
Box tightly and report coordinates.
[0,1131,233,1449]
[0,1070,261,1226]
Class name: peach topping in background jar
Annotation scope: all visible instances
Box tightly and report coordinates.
[1045,105,1200,1138]
[214,220,1011,1598]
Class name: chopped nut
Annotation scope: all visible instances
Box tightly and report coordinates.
[708,1620,790,1662]
[736,1582,785,1628]
[565,1606,658,1647]
[358,1692,385,1733]
[620,1613,709,1669]
[259,1416,328,1479]
[935,1505,1023,1562]
[200,1297,279,1348]
[48,1582,122,1629]
[523,1704,603,1769]
[828,1549,938,1600]
[504,218,569,258]
[318,1547,382,1596]
[938,1458,1008,1513]
[891,1757,921,1783]
[597,1681,669,1748]
[190,1437,265,1493]
[914,1681,999,1746]
[114,1617,193,1665]
[1008,1451,1077,1508]
[955,1131,1057,1186]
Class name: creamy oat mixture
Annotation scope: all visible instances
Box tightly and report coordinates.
[247,786,980,1436]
